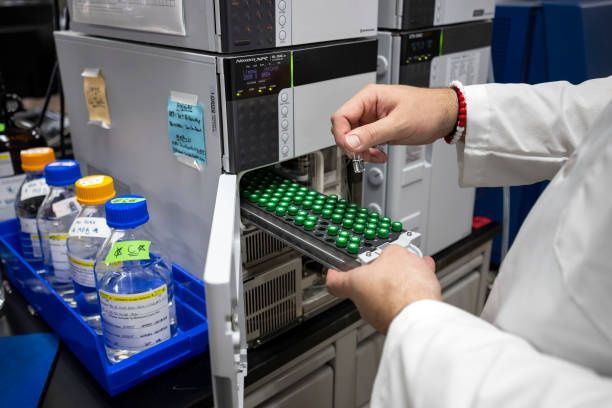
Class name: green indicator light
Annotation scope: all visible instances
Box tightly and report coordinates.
[353,223,365,234]
[382,217,391,224]
[322,209,333,219]
[339,230,350,239]
[336,236,348,248]
[347,242,360,254]
[378,228,390,239]
[343,219,354,229]
[302,200,313,210]
[304,220,316,231]
[312,204,323,214]
[307,215,318,223]
[327,225,339,236]
[332,214,343,224]
[288,206,299,216]
[364,229,376,240]
[294,215,306,226]
[391,221,403,232]
[248,193,260,203]
[276,207,288,217]
[298,210,308,217]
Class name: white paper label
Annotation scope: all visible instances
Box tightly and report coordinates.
[19,217,42,258]
[99,284,171,350]
[0,153,15,177]
[78,175,104,186]
[0,174,26,220]
[52,197,81,218]
[21,178,49,201]
[69,217,111,239]
[69,255,96,288]
[49,234,71,282]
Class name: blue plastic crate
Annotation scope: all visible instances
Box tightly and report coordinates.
[0,219,209,395]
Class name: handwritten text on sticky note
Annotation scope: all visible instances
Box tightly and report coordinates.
[167,99,207,166]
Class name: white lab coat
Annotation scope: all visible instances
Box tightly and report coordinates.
[371,77,612,407]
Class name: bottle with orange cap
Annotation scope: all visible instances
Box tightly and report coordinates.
[14,147,55,269]
[67,175,116,333]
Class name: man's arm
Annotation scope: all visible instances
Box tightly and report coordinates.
[460,77,612,186]
[371,300,612,408]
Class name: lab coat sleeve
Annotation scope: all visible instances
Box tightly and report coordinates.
[458,76,612,186]
[370,300,612,408]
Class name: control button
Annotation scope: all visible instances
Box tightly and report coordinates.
[279,30,287,41]
[281,106,289,116]
[281,119,289,130]
[281,146,289,155]
[367,168,385,186]
[281,133,289,142]
[278,0,286,10]
[279,15,286,26]
[280,92,289,102]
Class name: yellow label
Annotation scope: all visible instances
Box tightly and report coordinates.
[49,234,69,241]
[0,153,10,160]
[99,285,167,302]
[83,70,111,127]
[68,256,94,268]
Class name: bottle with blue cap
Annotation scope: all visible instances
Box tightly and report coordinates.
[37,160,82,300]
[95,195,176,363]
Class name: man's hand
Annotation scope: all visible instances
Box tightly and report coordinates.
[331,84,458,162]
[326,245,442,334]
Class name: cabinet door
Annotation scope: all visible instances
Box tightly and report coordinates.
[443,271,481,314]
[204,174,247,408]
[257,366,334,408]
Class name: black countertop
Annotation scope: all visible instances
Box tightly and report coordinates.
[0,222,500,407]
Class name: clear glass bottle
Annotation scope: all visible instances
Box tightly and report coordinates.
[95,195,177,363]
[67,175,115,334]
[37,160,82,303]
[14,147,55,270]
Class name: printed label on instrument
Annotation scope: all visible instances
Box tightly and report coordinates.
[0,153,15,177]
[99,284,171,350]
[69,255,96,288]
[105,240,151,265]
[49,234,71,282]
[21,178,49,201]
[52,197,81,218]
[69,217,111,239]
[0,174,26,220]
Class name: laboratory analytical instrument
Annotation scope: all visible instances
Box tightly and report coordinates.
[68,0,378,53]
[379,0,495,30]
[367,21,492,254]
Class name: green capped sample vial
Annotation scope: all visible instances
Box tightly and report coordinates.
[294,215,306,226]
[342,219,354,229]
[307,215,318,223]
[288,205,299,216]
[327,225,339,236]
[391,221,403,232]
[364,228,376,240]
[339,230,350,239]
[378,228,390,239]
[381,217,391,224]
[336,236,348,248]
[349,236,361,245]
[248,193,260,203]
[298,210,308,217]
[266,201,276,211]
[304,220,316,231]
[276,206,288,217]
[258,197,269,207]
[347,242,360,254]
[353,223,365,234]
[302,200,313,210]
[322,209,333,219]
[332,214,343,224]
[312,204,323,214]
[293,195,304,205]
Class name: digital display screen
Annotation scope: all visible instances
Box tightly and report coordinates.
[401,30,441,65]
[228,52,290,100]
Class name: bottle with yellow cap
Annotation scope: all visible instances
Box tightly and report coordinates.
[14,147,55,269]
[66,175,116,333]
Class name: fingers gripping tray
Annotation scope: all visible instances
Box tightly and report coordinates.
[0,219,209,395]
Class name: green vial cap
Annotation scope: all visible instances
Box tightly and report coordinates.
[336,203,347,210]
[284,190,295,197]
[356,215,368,224]
[299,186,309,192]
[378,228,390,239]
[261,193,271,199]
[307,215,318,223]
[391,221,403,232]
[298,210,308,217]
[288,205,299,216]
[339,230,350,239]
[258,197,269,207]
[273,192,283,199]
[266,201,277,211]
[342,219,354,229]
[307,190,318,197]
[317,194,327,201]
[281,196,292,204]
[322,209,333,219]
[302,200,313,210]
[382,217,391,224]
[314,199,326,208]
[269,197,280,204]
[323,204,335,211]
[294,215,306,226]
[332,214,343,224]
[349,236,361,245]
[364,228,376,240]
[312,204,323,214]
[366,222,379,231]
[379,221,391,230]
[338,198,348,205]
[276,206,288,217]
[327,225,339,236]
[348,203,358,209]
[336,236,348,248]
[369,212,380,220]
[358,208,369,215]
[304,220,316,231]
[346,208,357,215]
[327,194,338,201]
[293,195,304,205]
[264,188,274,194]
[344,213,356,220]
[347,242,360,254]
[248,193,260,203]
[353,223,365,234]
[333,208,345,215]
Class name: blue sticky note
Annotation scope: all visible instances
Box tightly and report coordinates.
[167,98,207,165]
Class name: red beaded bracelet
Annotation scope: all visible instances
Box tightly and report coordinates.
[445,80,467,145]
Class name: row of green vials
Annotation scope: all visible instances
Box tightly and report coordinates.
[241,173,403,254]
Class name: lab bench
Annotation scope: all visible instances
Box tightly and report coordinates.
[0,222,499,408]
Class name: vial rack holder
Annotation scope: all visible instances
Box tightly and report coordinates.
[240,170,421,271]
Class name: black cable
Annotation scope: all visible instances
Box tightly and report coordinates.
[36,61,58,129]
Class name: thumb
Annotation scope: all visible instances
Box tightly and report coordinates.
[423,256,436,273]
[326,269,352,298]
[344,116,394,153]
